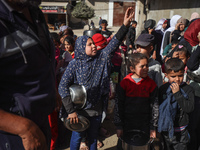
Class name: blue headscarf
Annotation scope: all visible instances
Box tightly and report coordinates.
[74,35,110,108]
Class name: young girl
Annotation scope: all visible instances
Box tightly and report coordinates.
[63,36,75,58]
[114,53,158,149]
[58,7,134,150]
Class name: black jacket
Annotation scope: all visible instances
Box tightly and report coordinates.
[158,82,194,127]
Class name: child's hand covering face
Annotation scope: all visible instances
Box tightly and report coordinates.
[170,82,180,94]
[85,38,97,57]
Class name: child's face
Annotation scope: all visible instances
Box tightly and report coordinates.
[64,41,73,52]
[172,51,187,65]
[130,58,149,78]
[165,70,184,85]
[85,38,97,57]
[60,35,67,44]
[171,43,178,50]
[136,45,153,58]
[101,23,107,30]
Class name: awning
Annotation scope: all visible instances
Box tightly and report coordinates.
[40,2,68,7]
[40,2,68,14]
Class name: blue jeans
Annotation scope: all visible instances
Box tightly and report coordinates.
[70,115,102,150]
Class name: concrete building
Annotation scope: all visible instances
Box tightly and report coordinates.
[85,0,200,36]
[40,0,200,35]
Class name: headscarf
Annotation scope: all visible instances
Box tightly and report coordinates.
[74,35,90,60]
[155,18,167,32]
[190,12,200,21]
[74,35,96,87]
[184,19,200,47]
[177,17,187,26]
[176,17,187,36]
[160,15,182,56]
[73,35,111,108]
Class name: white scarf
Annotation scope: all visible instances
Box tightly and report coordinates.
[160,15,181,57]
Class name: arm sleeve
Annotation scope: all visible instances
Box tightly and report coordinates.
[58,61,76,114]
[114,83,126,129]
[150,63,163,88]
[162,44,172,56]
[187,45,200,71]
[162,31,171,51]
[149,86,159,130]
[155,66,163,88]
[174,87,194,113]
[103,24,129,57]
[116,24,129,42]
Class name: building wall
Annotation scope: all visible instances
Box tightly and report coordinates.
[86,0,110,28]
[147,0,200,24]
[135,0,146,36]
[86,0,137,28]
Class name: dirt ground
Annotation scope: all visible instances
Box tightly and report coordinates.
[54,112,162,150]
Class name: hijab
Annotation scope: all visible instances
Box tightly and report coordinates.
[184,19,200,47]
[74,35,110,107]
[190,12,200,21]
[160,15,182,56]
[74,35,95,88]
[155,18,167,32]
[177,17,187,26]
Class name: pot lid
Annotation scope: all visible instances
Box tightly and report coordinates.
[64,115,90,132]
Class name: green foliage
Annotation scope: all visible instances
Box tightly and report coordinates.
[71,1,95,19]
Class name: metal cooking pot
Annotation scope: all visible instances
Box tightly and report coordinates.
[121,130,154,150]
[83,30,97,37]
[69,84,87,109]
[64,115,90,132]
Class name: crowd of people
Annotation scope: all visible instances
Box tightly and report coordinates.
[0,1,200,150]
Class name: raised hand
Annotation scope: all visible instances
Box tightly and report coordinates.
[123,7,135,27]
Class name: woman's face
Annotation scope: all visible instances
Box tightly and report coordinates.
[179,24,185,31]
[85,38,97,57]
[64,41,73,52]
